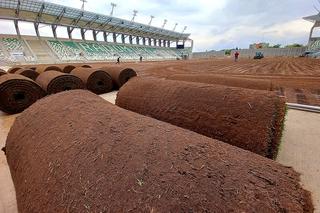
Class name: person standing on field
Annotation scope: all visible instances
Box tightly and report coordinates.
[234,51,240,62]
[116,56,121,64]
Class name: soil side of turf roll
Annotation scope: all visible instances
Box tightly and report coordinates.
[168,74,273,91]
[116,77,286,159]
[59,65,77,73]
[15,69,39,81]
[5,90,312,212]
[36,71,84,94]
[7,67,23,74]
[100,66,137,89]
[36,65,62,73]
[0,69,6,76]
[71,67,113,94]
[0,74,45,114]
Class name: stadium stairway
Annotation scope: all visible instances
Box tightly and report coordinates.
[25,39,58,64]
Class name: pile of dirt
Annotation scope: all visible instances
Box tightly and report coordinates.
[5,90,312,212]
[0,74,45,114]
[15,69,39,81]
[116,77,286,159]
[36,71,84,94]
[101,66,137,89]
[168,74,273,91]
[71,67,113,94]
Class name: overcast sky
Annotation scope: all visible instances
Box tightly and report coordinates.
[0,0,317,51]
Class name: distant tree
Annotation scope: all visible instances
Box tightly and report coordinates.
[225,49,232,55]
[271,44,281,48]
[285,44,304,48]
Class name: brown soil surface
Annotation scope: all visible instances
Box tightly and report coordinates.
[36,71,84,94]
[5,90,312,212]
[169,74,273,91]
[116,77,286,159]
[100,66,137,89]
[71,67,113,94]
[15,69,39,81]
[0,74,45,114]
[83,57,320,106]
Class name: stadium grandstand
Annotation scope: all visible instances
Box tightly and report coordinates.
[304,13,320,55]
[0,0,193,65]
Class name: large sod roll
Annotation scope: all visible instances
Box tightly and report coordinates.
[101,66,137,89]
[36,71,84,94]
[0,74,45,114]
[168,74,273,91]
[59,64,76,73]
[15,68,39,81]
[36,65,62,73]
[116,78,286,159]
[71,67,113,94]
[7,67,23,74]
[0,69,6,76]
[5,90,312,212]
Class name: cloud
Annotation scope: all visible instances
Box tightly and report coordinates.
[0,0,316,51]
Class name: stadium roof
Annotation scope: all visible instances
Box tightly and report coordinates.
[0,0,191,41]
[303,14,320,22]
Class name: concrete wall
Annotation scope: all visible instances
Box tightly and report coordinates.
[193,47,306,59]
[231,47,306,58]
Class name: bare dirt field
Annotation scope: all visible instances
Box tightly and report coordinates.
[88,57,320,106]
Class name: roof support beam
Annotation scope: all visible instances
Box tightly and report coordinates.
[52,25,57,38]
[67,26,74,39]
[72,12,84,26]
[14,19,20,37]
[81,28,86,40]
[54,8,66,25]
[36,3,46,22]
[34,22,40,38]
[15,0,21,17]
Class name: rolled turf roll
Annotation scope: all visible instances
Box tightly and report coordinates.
[81,64,92,68]
[71,67,113,94]
[36,65,62,73]
[7,67,23,74]
[168,74,273,91]
[36,71,84,94]
[15,68,39,81]
[0,69,6,76]
[116,77,286,159]
[59,64,76,73]
[0,74,45,114]
[101,66,137,89]
[5,90,312,212]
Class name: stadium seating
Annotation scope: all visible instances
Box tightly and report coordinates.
[307,39,320,52]
[1,38,24,52]
[0,36,192,64]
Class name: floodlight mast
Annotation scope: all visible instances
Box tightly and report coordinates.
[181,26,187,34]
[80,0,87,11]
[162,19,167,28]
[131,10,138,22]
[148,15,154,25]
[110,3,116,16]
[173,23,178,31]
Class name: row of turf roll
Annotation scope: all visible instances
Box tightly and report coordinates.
[5,90,313,212]
[116,77,286,159]
[0,64,137,114]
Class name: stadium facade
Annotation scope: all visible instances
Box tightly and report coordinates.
[0,0,193,64]
[303,13,320,54]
